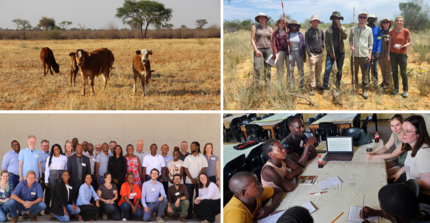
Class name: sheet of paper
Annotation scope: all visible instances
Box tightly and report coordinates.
[265,54,278,66]
[257,210,285,223]
[348,206,378,222]
[318,176,342,189]
[301,201,316,213]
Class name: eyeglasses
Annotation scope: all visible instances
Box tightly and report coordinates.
[382,21,390,24]
[400,129,416,135]
[359,17,367,19]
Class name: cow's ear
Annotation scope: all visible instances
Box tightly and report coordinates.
[69,52,75,57]
[149,50,153,55]
[136,50,141,55]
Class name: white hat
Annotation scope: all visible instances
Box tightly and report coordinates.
[255,12,270,23]
[367,14,378,22]
[358,12,367,16]
[310,15,320,23]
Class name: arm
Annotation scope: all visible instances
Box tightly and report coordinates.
[200,184,217,200]
[254,188,283,220]
[79,186,89,205]
[95,162,100,185]
[97,190,107,203]
[120,158,127,182]
[45,157,50,184]
[340,26,348,39]
[251,25,261,57]
[137,158,143,183]
[141,186,147,208]
[404,31,412,48]
[262,166,296,192]
[367,144,404,160]
[321,29,325,50]
[91,187,99,201]
[305,30,311,57]
[198,167,206,176]
[389,166,406,182]
[19,161,23,181]
[374,134,395,155]
[417,172,430,192]
[285,158,304,179]
[1,154,9,173]
[184,167,193,182]
[38,162,42,181]
[367,30,373,62]
[271,29,276,55]
[215,160,220,187]
[377,29,382,53]
[161,167,166,178]
[11,194,26,205]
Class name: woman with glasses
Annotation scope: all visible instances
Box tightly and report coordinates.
[389,115,430,204]
[387,16,412,98]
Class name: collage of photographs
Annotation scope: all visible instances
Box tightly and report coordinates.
[0,0,429,222]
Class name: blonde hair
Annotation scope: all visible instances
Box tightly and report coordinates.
[26,170,36,177]
[65,141,74,153]
[395,16,405,23]
[203,143,214,155]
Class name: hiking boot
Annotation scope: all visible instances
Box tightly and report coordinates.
[403,91,409,98]
[316,86,323,91]
[382,84,389,89]
[22,213,30,219]
[309,89,315,96]
[11,216,18,223]
[322,90,329,98]
[391,89,399,95]
[29,212,37,222]
[363,91,368,99]
[156,217,164,222]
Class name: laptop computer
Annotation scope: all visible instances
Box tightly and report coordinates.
[323,136,354,161]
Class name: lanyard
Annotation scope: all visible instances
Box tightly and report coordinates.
[315,30,318,41]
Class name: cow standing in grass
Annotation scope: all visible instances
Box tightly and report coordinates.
[74,48,114,96]
[68,52,79,87]
[40,47,59,76]
[133,49,155,96]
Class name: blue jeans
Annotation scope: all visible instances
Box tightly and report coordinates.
[323,52,345,89]
[99,176,104,185]
[186,184,199,217]
[119,202,143,220]
[100,202,121,220]
[364,52,379,83]
[7,174,19,189]
[2,199,46,218]
[0,205,7,222]
[143,198,167,221]
[52,204,81,222]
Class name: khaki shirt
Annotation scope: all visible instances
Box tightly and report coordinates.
[349,25,373,57]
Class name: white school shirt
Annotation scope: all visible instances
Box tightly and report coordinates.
[45,155,68,183]
[405,144,430,195]
[182,153,208,184]
[199,182,220,200]
[142,154,166,176]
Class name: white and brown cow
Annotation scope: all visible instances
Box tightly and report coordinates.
[133,49,155,96]
[74,48,114,96]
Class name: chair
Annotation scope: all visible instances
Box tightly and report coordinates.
[368,113,378,132]
[362,116,370,134]
[307,117,316,131]
[243,119,251,125]
[261,114,268,119]
[342,127,364,136]
[223,154,246,194]
[321,113,327,117]
[315,114,322,120]
[267,113,275,116]
[225,114,232,117]
[319,122,339,141]
[246,144,264,171]
[226,117,244,143]
[247,134,260,142]
[353,113,361,127]
[251,117,261,121]
[245,124,269,142]
[276,118,290,140]
[251,166,263,183]
[247,113,257,119]
[240,115,248,123]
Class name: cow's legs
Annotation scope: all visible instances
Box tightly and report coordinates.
[81,72,86,96]
[90,76,96,96]
[70,71,73,87]
[133,73,138,93]
[140,75,146,96]
[43,63,46,76]
[102,74,108,91]
[48,64,53,75]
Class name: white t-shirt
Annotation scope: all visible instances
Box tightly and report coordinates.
[405,144,430,195]
[289,32,300,51]
[182,153,208,184]
[142,154,166,176]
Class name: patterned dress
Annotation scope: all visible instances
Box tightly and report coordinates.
[125,157,141,187]
[0,182,14,205]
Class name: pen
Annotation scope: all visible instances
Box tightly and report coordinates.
[331,212,343,223]
[310,191,328,195]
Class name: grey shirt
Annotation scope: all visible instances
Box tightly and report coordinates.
[205,155,219,177]
[135,151,149,166]
[96,152,110,177]
[305,28,324,56]
[179,152,190,161]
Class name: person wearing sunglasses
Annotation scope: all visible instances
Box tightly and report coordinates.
[378,18,394,90]
[349,12,373,99]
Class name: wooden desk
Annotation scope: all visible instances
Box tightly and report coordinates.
[310,113,357,136]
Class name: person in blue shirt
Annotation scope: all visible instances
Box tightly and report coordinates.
[0,171,15,223]
[365,14,382,87]
[142,169,167,222]
[2,141,20,188]
[39,139,51,215]
[18,136,42,182]
[76,174,100,221]
[3,170,46,223]
[161,144,173,195]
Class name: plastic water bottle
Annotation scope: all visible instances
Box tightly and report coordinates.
[375,132,379,143]
[318,155,323,168]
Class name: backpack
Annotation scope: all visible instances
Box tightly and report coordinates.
[351,130,373,146]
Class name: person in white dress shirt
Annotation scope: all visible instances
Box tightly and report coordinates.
[142,144,166,182]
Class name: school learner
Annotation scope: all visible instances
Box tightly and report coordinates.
[281,117,317,167]
[276,206,314,223]
[261,139,303,192]
[305,15,324,96]
[224,172,283,223]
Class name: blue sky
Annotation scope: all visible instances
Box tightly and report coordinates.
[223,0,430,24]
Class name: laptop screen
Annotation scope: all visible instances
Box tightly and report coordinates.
[326,136,353,152]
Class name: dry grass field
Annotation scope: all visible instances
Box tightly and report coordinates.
[0,38,220,110]
[224,30,430,110]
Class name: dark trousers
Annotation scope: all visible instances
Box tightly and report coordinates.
[350,56,369,90]
[387,173,406,184]
[41,174,51,211]
[209,176,217,184]
[100,202,121,220]
[78,205,99,221]
[186,183,199,217]
[48,170,63,213]
[419,193,430,205]
[390,52,408,91]
[365,52,380,83]
[194,199,220,223]
[323,52,345,89]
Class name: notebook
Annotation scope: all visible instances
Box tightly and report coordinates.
[348,206,378,222]
[318,176,342,189]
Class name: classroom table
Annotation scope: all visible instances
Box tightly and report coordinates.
[223,114,246,129]
[240,113,296,139]
[265,140,389,223]
[310,113,357,137]
[223,143,263,168]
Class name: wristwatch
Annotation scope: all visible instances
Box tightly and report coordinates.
[216,178,220,181]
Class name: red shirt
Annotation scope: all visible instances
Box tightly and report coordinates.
[389,28,410,54]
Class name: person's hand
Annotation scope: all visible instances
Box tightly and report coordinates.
[329,52,336,60]
[194,199,200,205]
[132,206,137,214]
[175,199,180,208]
[216,180,220,187]
[350,46,355,51]
[364,153,373,160]
[24,201,32,209]
[4,198,10,202]
[113,179,119,185]
[167,206,173,213]
[159,178,164,183]
[387,55,390,61]
[158,196,163,202]
[360,206,377,219]
[306,137,317,146]
[65,210,70,218]
[374,52,380,60]
[254,206,271,220]
[191,178,198,184]
[388,172,401,182]
[321,47,324,52]
[309,57,314,64]
[367,54,371,63]
[144,206,151,213]
[96,201,100,207]
[255,50,262,57]
[336,20,341,28]
[89,203,94,206]
[271,54,276,60]
[45,183,49,188]
[19,176,24,182]
[72,204,78,211]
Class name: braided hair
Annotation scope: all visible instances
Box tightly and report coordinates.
[276,206,314,223]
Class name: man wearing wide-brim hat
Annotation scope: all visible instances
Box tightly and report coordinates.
[251,12,273,84]
[349,12,373,99]
[322,11,348,97]
[378,18,394,89]
[305,15,325,96]
[286,20,306,88]
[364,13,382,88]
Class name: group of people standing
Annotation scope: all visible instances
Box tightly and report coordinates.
[0,137,220,223]
[251,11,412,99]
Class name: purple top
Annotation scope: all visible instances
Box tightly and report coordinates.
[277,34,287,52]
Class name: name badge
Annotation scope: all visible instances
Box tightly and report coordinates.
[0,189,4,193]
[300,140,304,147]
[406,166,410,173]
[151,188,155,192]
[113,190,116,194]
[175,192,180,196]
[82,163,86,167]
[130,193,136,196]
[92,158,96,161]
[211,157,216,160]
[189,158,192,162]
[31,192,36,195]
[69,186,73,190]
[35,155,39,158]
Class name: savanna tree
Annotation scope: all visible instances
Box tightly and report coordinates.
[12,19,32,39]
[59,21,73,30]
[195,19,208,29]
[399,0,430,30]
[38,17,55,31]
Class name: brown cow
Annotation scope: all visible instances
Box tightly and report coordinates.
[133,49,155,96]
[40,47,59,76]
[68,52,79,87]
[74,48,114,96]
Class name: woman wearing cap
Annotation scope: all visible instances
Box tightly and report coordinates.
[287,20,306,88]
[378,18,393,89]
[387,16,412,98]
[271,18,290,83]
[251,12,273,84]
